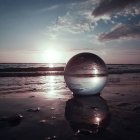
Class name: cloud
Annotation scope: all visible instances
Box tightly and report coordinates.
[98,23,140,41]
[92,0,140,17]
[43,1,99,37]
[55,12,96,34]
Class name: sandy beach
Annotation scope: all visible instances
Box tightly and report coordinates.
[0,72,140,140]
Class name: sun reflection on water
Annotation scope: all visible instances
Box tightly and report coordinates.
[42,76,65,99]
[44,76,56,98]
[48,76,55,90]
[30,76,66,99]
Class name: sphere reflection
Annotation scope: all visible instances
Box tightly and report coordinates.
[64,53,108,96]
[65,96,110,135]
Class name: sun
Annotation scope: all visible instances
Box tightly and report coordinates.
[48,64,54,68]
[41,49,62,63]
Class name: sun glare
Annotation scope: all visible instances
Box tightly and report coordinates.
[41,49,62,63]
[49,64,54,68]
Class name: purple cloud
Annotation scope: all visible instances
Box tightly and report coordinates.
[92,0,140,17]
[98,23,140,41]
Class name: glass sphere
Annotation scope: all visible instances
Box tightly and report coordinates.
[64,52,108,96]
[65,96,110,134]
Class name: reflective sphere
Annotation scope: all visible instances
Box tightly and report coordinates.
[64,52,108,96]
[65,96,110,134]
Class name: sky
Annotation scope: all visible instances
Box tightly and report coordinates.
[0,0,140,64]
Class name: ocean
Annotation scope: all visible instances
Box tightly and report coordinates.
[0,63,140,95]
[0,63,140,77]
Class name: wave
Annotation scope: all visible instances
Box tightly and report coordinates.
[0,67,64,77]
[0,67,64,72]
[0,65,140,77]
[0,72,64,77]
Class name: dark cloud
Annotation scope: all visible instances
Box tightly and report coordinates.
[92,0,140,17]
[98,24,140,41]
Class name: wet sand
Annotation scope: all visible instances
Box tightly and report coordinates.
[0,74,140,140]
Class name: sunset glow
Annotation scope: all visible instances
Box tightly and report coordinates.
[49,64,54,68]
[0,0,139,64]
[41,49,62,63]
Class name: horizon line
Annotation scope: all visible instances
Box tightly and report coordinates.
[0,63,140,65]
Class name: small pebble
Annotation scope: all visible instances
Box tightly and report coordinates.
[74,129,93,135]
[45,136,57,140]
[27,107,40,112]
[51,116,56,119]
[29,95,35,98]
[40,120,47,123]
[45,137,51,140]
[50,107,55,110]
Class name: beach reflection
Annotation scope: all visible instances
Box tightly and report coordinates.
[65,96,110,135]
